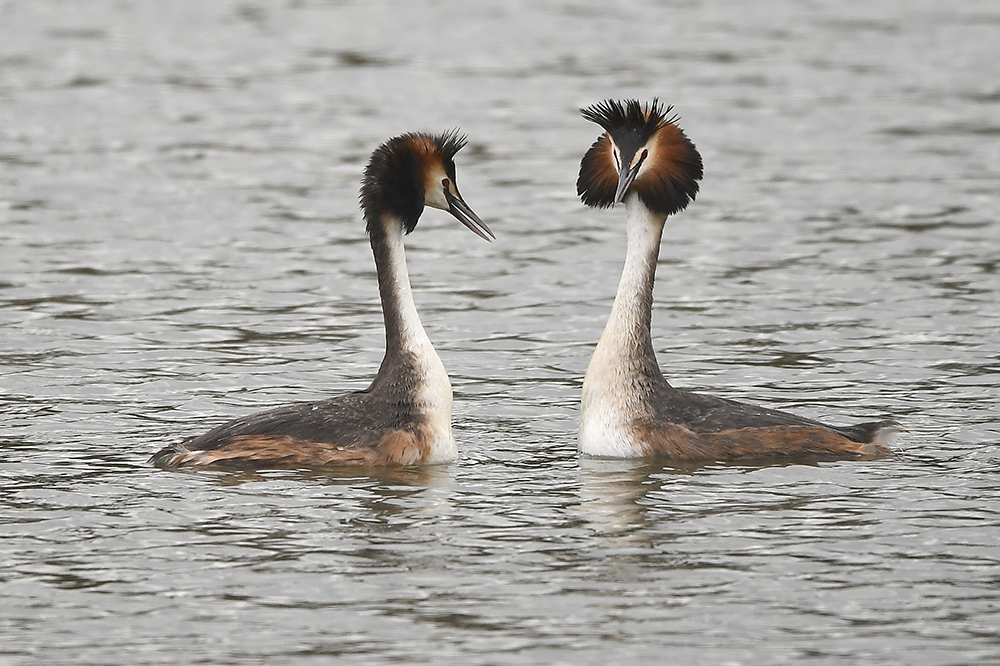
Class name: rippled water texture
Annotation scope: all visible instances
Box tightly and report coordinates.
[2,1,999,664]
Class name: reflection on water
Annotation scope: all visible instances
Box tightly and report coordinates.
[577,459,654,535]
[204,462,457,490]
[2,0,999,664]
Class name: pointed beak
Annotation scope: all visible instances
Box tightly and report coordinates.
[444,188,495,242]
[614,149,648,205]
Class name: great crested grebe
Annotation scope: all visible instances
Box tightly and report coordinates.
[576,99,902,462]
[151,131,494,470]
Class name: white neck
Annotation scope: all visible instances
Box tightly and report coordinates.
[373,220,455,462]
[579,196,667,457]
[379,221,436,355]
[601,199,664,357]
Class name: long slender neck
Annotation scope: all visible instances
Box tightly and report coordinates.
[595,195,666,367]
[369,218,434,359]
[366,214,454,459]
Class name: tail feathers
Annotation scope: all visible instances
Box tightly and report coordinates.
[867,420,906,447]
[148,438,192,468]
[836,419,906,457]
[832,419,904,444]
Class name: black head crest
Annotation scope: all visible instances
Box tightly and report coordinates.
[360,130,468,236]
[577,99,703,216]
[580,98,670,145]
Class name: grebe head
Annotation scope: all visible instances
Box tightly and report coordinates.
[577,99,703,216]
[361,130,494,241]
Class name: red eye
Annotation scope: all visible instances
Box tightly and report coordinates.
[441,178,449,189]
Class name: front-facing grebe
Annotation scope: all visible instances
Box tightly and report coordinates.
[151,131,494,470]
[576,99,902,462]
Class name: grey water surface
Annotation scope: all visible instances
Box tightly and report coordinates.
[2,1,999,664]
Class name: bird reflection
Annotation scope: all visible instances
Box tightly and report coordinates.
[576,458,662,548]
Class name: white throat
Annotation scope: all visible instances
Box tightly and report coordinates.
[381,221,456,462]
[579,197,667,457]
[382,222,436,353]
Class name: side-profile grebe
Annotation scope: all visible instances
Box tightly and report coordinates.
[576,99,902,462]
[151,131,494,469]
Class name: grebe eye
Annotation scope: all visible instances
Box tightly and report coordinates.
[441,178,450,189]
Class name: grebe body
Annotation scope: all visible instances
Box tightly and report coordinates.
[577,100,902,462]
[151,132,493,470]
